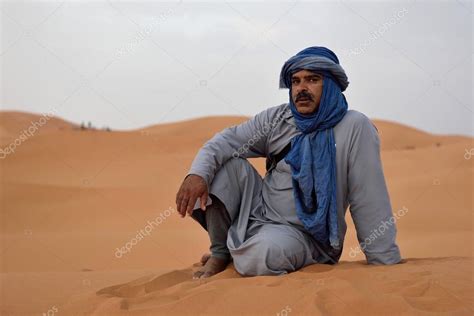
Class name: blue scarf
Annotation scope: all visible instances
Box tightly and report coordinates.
[280,47,349,250]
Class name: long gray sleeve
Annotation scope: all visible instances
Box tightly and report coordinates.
[347,115,402,265]
[188,106,283,185]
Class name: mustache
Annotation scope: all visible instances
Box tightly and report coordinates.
[295,91,313,102]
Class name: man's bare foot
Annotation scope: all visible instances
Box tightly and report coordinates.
[193,256,229,279]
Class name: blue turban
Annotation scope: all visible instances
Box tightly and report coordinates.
[281,46,348,251]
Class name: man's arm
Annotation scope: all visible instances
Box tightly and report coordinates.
[187,106,281,184]
[176,105,282,217]
[347,113,402,265]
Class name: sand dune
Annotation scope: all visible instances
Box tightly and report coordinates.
[0,111,472,315]
[0,111,76,141]
[370,119,471,151]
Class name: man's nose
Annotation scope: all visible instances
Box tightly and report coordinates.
[295,85,308,95]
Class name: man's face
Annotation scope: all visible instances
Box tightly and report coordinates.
[291,70,323,115]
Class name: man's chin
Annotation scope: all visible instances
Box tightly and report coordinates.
[295,103,318,115]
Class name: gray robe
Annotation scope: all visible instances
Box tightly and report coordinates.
[189,103,401,276]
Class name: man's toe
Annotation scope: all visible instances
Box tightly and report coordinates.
[192,270,205,279]
[201,271,214,279]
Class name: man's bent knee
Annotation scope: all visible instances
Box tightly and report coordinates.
[232,236,299,276]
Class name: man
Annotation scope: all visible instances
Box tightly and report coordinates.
[176,46,402,279]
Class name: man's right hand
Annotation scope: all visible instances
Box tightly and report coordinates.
[176,174,209,218]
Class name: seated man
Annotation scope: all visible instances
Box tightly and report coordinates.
[176,46,402,279]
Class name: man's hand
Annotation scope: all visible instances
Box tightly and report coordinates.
[176,174,209,218]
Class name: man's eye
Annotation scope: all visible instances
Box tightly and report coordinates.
[310,77,320,82]
[291,80,299,85]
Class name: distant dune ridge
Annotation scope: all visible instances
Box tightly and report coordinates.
[0,111,472,315]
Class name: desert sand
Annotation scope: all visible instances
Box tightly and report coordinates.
[0,110,472,315]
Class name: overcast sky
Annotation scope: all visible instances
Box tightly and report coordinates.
[1,0,472,135]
